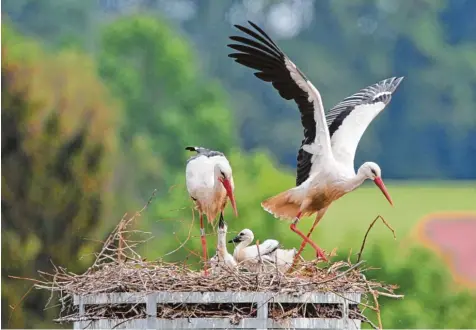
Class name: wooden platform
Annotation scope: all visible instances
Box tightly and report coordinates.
[73,291,362,329]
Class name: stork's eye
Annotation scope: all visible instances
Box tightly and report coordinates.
[370,169,377,176]
[239,232,244,236]
[220,171,226,178]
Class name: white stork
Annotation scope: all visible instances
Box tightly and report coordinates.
[229,228,297,273]
[185,146,238,274]
[228,21,403,262]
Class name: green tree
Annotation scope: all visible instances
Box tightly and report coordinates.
[1,23,118,328]
[362,243,476,328]
[97,15,236,204]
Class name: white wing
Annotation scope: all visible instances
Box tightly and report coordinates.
[284,57,333,159]
[185,154,230,201]
[242,239,279,259]
[185,155,214,197]
[260,248,297,272]
[272,248,297,266]
[326,77,404,169]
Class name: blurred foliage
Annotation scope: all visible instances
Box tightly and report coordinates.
[4,0,476,179]
[1,24,118,328]
[363,243,476,328]
[97,15,236,204]
[2,0,476,329]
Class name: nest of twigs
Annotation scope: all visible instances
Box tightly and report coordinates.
[41,259,387,295]
[30,191,403,329]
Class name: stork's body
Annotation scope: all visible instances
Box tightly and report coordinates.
[228,22,402,263]
[185,146,238,274]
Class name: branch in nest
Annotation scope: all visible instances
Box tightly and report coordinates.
[357,215,396,263]
[255,240,264,273]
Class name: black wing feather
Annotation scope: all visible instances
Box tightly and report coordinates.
[228,21,316,186]
[229,36,282,60]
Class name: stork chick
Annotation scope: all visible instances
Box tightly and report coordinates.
[229,229,297,273]
[209,214,237,274]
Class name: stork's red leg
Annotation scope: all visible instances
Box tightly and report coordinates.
[199,213,209,276]
[290,212,328,263]
[296,208,327,258]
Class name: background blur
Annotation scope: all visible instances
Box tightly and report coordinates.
[2,0,476,328]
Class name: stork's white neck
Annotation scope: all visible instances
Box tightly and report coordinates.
[217,230,227,250]
[345,168,368,192]
[233,237,252,258]
[216,229,230,262]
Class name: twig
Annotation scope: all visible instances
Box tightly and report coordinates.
[376,291,405,299]
[365,277,383,329]
[161,208,195,258]
[255,240,263,272]
[296,260,365,286]
[91,212,127,269]
[8,285,34,328]
[137,189,158,215]
[118,221,124,263]
[357,215,396,263]
[356,311,380,330]
[8,275,48,284]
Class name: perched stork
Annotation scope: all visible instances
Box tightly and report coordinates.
[209,214,237,274]
[229,228,297,273]
[228,21,402,262]
[185,146,238,273]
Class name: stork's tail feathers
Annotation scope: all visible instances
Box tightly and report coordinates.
[261,190,301,220]
[185,146,214,155]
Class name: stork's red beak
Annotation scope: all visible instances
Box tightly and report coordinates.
[374,177,393,206]
[220,178,238,217]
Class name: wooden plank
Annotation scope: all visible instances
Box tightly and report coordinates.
[74,291,361,305]
[75,317,362,329]
[72,291,362,329]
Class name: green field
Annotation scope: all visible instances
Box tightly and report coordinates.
[264,181,476,260]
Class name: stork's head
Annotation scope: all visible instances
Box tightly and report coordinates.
[214,158,238,217]
[228,229,254,244]
[360,162,393,206]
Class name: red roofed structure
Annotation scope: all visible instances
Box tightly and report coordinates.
[416,212,476,288]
